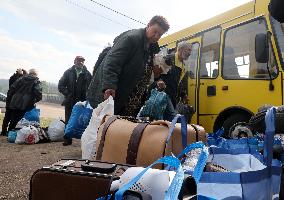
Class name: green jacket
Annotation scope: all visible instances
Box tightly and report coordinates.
[87,28,157,114]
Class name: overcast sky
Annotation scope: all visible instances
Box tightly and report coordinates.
[0,0,251,83]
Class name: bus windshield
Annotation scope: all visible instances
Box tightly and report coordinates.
[271,17,284,67]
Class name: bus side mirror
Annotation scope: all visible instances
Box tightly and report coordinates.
[255,33,269,63]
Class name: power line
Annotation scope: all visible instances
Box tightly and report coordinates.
[89,0,146,26]
[65,0,132,29]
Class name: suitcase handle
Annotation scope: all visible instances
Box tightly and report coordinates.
[166,114,188,149]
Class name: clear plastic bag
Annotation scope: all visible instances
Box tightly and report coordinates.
[47,119,65,142]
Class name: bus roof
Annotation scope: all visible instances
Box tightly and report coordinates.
[159,1,255,46]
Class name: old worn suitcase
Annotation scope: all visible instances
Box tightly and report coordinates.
[29,159,131,200]
[95,115,206,168]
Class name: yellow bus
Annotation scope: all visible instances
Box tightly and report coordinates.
[159,0,284,137]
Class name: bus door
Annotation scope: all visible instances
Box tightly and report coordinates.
[196,27,222,129]
[177,37,202,124]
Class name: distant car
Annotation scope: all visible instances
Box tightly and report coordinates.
[0,92,7,113]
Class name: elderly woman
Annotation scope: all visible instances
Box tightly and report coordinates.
[5,69,42,132]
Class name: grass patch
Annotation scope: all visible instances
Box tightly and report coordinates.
[0,113,54,129]
[40,117,54,128]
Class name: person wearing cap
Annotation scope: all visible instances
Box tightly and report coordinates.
[1,68,27,136]
[87,15,169,116]
[58,56,92,146]
[4,69,42,132]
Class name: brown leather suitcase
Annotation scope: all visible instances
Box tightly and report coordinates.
[29,159,131,200]
[95,115,206,168]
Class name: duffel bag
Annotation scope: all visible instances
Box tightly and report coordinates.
[95,114,206,168]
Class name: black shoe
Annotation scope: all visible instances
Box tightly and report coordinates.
[62,138,72,146]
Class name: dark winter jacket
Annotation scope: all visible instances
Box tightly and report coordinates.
[7,74,42,111]
[160,53,183,108]
[93,47,111,76]
[87,28,158,114]
[58,65,92,107]
[150,53,189,108]
[9,73,23,87]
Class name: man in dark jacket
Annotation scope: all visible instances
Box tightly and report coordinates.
[1,68,28,136]
[5,69,42,132]
[58,56,92,145]
[87,16,169,116]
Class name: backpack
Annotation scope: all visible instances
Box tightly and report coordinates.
[138,89,168,120]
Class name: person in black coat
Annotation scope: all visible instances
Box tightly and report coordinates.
[155,42,192,108]
[1,68,27,136]
[87,16,170,116]
[9,68,28,87]
[58,56,92,145]
[5,69,42,132]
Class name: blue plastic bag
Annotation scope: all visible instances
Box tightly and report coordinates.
[116,156,184,200]
[24,107,40,122]
[208,128,282,154]
[97,156,184,200]
[64,102,93,139]
[7,130,17,143]
[197,107,282,200]
[138,88,168,120]
[208,128,259,152]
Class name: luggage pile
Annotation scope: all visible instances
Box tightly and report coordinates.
[29,102,283,199]
[7,107,66,144]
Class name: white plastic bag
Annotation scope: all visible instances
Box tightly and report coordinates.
[81,96,114,159]
[15,125,39,144]
[47,119,65,142]
[16,118,40,129]
[111,167,176,200]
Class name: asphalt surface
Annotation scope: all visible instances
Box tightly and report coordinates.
[0,137,81,199]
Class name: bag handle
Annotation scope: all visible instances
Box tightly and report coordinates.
[208,128,224,140]
[263,107,276,166]
[166,114,187,149]
[177,142,208,184]
[115,156,184,200]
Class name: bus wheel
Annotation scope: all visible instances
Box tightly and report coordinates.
[229,122,254,139]
[222,114,251,138]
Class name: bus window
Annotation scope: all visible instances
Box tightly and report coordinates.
[200,28,221,78]
[271,16,284,68]
[223,18,278,79]
[184,42,200,78]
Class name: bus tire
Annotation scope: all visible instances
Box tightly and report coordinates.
[222,114,251,138]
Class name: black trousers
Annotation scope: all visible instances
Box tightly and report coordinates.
[1,108,12,135]
[64,105,73,124]
[64,105,74,141]
[8,109,26,131]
